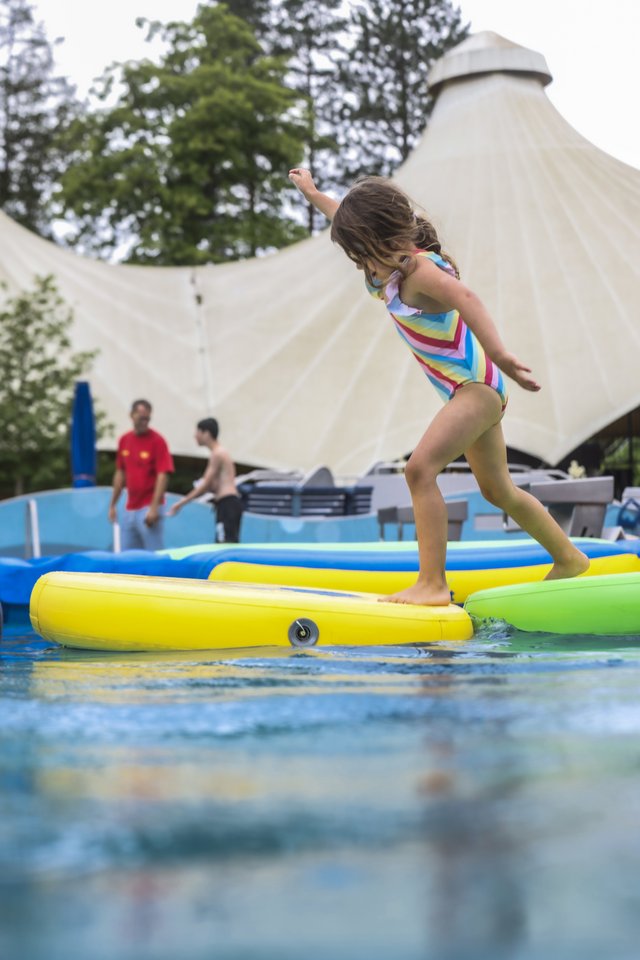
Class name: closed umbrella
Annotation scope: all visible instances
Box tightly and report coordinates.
[70,380,96,487]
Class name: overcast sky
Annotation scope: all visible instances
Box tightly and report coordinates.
[32,0,640,169]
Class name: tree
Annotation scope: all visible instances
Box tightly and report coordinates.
[0,0,79,236]
[55,4,307,264]
[0,275,105,496]
[338,0,468,178]
[265,0,349,233]
[224,0,466,207]
[221,0,272,34]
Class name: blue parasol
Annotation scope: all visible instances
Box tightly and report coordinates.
[70,380,97,487]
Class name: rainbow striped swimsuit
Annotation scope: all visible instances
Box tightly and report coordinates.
[367,250,507,407]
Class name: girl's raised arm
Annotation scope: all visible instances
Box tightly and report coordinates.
[288,168,339,221]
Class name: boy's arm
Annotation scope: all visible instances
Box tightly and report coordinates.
[168,457,218,515]
[289,168,339,221]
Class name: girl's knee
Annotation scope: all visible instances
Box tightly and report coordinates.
[405,454,439,490]
[478,479,517,509]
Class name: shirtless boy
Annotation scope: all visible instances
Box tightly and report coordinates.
[169,418,243,543]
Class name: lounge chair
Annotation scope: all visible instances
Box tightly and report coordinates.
[378,499,468,542]
[503,476,615,538]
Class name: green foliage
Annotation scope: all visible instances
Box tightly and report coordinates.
[224,0,467,195]
[50,0,467,252]
[221,0,272,33]
[255,0,349,232]
[0,275,108,496]
[55,4,308,264]
[338,0,468,177]
[0,0,79,235]
[601,438,640,487]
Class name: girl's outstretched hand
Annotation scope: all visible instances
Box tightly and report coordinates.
[499,353,541,391]
[288,168,317,199]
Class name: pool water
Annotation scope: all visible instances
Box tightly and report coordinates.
[2,621,640,960]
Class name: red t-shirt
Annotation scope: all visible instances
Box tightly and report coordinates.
[116,429,174,510]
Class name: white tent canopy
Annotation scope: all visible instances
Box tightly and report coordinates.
[1,30,639,474]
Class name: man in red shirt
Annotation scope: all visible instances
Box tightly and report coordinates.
[108,399,174,551]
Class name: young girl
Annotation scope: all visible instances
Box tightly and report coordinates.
[288,168,590,605]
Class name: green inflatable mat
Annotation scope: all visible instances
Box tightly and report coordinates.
[464,572,640,636]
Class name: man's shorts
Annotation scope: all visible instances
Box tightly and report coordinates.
[214,495,243,543]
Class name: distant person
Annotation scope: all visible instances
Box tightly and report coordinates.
[108,399,174,551]
[168,418,243,543]
[288,167,589,605]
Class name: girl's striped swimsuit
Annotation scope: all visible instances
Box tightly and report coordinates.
[367,250,507,407]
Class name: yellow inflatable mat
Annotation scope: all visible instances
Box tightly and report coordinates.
[30,571,473,651]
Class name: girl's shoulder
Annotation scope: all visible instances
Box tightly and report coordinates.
[414,248,455,275]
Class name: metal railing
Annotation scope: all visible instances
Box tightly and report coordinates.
[25,499,41,559]
[22,498,121,558]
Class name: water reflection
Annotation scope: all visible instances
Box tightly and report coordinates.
[1,625,640,958]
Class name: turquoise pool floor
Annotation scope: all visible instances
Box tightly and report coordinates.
[1,623,640,960]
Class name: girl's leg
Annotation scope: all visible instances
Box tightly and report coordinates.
[386,384,505,605]
[464,421,589,579]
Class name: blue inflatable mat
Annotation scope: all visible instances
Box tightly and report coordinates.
[205,538,638,574]
[2,538,637,607]
[0,550,220,606]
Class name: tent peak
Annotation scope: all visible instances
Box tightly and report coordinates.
[429,30,552,94]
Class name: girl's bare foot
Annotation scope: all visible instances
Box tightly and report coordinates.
[544,550,590,581]
[381,582,451,606]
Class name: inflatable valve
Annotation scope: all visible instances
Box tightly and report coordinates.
[288,618,320,648]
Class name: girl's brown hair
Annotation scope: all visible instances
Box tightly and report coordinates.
[330,176,458,285]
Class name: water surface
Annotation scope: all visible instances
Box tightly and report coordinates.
[2,621,639,960]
